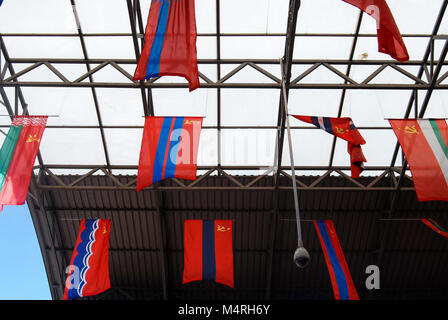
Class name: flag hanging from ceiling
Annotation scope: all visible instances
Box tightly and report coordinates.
[389,119,448,201]
[314,220,359,300]
[183,220,234,288]
[342,0,409,62]
[292,115,366,178]
[421,218,448,239]
[137,116,203,191]
[0,116,47,212]
[133,0,200,91]
[64,219,111,300]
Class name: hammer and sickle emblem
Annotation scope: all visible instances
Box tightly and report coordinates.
[399,125,419,134]
[335,127,348,135]
[217,225,231,232]
[26,134,41,143]
[185,120,198,125]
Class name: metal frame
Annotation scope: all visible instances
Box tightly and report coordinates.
[1,0,448,300]
[1,58,447,90]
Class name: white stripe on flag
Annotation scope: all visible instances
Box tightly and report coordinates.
[317,117,325,130]
[417,119,448,187]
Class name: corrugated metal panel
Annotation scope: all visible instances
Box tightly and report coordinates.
[36,174,448,300]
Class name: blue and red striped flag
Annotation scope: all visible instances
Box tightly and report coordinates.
[183,220,234,288]
[136,116,203,191]
[293,115,366,178]
[314,220,359,300]
[64,219,111,300]
[421,218,448,239]
[133,0,200,91]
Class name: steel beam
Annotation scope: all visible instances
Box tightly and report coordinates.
[0,32,437,38]
[2,57,446,90]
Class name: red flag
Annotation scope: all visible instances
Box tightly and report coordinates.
[0,116,47,211]
[342,0,409,62]
[137,116,203,191]
[293,115,366,178]
[389,119,448,201]
[64,219,111,300]
[133,0,200,91]
[183,220,234,288]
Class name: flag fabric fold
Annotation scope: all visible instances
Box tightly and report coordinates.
[292,115,366,178]
[137,116,203,191]
[314,220,359,300]
[64,219,111,300]
[389,119,448,201]
[342,0,409,62]
[421,218,448,239]
[0,116,47,212]
[133,0,200,91]
[183,219,234,288]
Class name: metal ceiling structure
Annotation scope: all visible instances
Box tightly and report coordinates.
[1,0,448,300]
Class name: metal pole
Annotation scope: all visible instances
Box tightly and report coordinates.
[280,58,310,267]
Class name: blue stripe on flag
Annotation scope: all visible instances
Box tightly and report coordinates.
[68,219,98,299]
[0,0,3,7]
[202,220,216,281]
[165,117,184,179]
[317,221,349,300]
[323,117,334,135]
[153,117,173,183]
[349,122,356,131]
[311,116,320,129]
[145,1,171,79]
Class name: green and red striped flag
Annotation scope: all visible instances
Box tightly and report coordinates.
[389,119,448,201]
[421,218,448,239]
[0,116,47,211]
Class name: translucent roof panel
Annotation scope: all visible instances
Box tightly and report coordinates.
[221,89,279,126]
[152,88,217,127]
[3,37,84,59]
[104,128,142,167]
[0,0,447,177]
[344,90,413,126]
[221,129,276,167]
[196,129,218,167]
[39,128,107,165]
[297,0,360,34]
[21,87,101,126]
[288,89,342,117]
[96,88,145,126]
[220,0,288,33]
[75,0,133,33]
[221,36,285,59]
[282,129,334,167]
[0,0,77,33]
[195,0,217,33]
[84,37,136,59]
